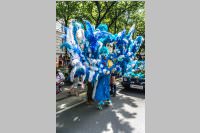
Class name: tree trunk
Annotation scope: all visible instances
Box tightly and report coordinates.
[95,1,117,28]
[114,20,117,33]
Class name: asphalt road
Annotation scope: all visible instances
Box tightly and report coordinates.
[56,84,145,133]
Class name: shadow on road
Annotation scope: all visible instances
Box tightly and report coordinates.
[56,92,139,133]
[118,88,145,99]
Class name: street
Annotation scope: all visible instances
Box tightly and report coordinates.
[56,82,145,133]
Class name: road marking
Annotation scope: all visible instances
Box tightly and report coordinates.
[57,92,87,114]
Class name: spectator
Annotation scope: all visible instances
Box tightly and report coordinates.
[56,69,65,83]
[86,81,94,104]
[110,70,117,97]
[56,70,65,94]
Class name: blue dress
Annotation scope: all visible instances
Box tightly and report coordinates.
[94,73,111,102]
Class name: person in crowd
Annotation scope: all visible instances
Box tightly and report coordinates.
[56,70,65,94]
[110,70,117,97]
[86,81,94,104]
[56,69,65,83]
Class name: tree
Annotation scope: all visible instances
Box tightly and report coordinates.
[56,1,80,26]
[56,1,145,37]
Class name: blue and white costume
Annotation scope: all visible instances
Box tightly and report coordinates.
[59,19,144,110]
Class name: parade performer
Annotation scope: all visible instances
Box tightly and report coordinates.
[92,46,113,110]
[59,19,145,110]
[60,20,87,95]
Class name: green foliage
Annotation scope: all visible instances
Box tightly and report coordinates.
[56,1,145,40]
[56,2,145,78]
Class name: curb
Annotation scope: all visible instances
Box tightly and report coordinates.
[56,100,86,115]
[56,90,86,101]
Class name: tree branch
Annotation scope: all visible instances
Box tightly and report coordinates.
[98,1,117,24]
[100,1,107,12]
[108,4,136,28]
[90,4,96,22]
[95,1,101,26]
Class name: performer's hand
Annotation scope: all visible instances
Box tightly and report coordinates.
[81,83,84,89]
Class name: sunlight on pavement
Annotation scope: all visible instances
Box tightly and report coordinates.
[56,123,64,128]
[58,104,66,109]
[102,122,113,133]
[73,116,80,122]
[122,103,134,112]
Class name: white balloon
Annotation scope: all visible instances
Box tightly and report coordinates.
[76,29,85,43]
[103,69,107,74]
[106,71,110,75]
[100,64,104,68]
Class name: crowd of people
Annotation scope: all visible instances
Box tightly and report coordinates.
[56,19,144,110]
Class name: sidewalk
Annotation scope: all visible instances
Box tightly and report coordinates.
[56,84,87,113]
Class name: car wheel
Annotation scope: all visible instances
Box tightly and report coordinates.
[121,82,127,88]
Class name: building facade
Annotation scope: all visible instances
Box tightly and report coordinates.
[56,20,65,68]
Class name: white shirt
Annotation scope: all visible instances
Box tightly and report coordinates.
[59,72,65,80]
[56,72,65,83]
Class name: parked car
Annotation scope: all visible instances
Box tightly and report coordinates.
[122,70,145,92]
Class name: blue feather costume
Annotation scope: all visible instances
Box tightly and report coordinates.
[58,19,144,110]
[89,46,112,105]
